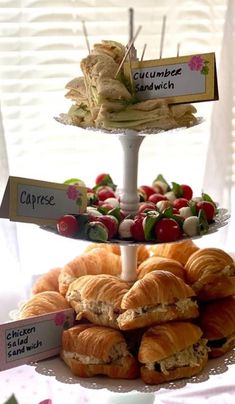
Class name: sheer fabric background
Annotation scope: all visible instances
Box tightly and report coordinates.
[0,0,234,321]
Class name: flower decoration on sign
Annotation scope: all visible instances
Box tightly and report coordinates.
[66,185,83,207]
[54,312,72,329]
[38,400,52,404]
[54,311,65,326]
[188,55,209,75]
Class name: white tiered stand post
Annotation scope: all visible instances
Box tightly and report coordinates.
[118,130,145,282]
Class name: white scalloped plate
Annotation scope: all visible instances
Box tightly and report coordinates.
[30,348,235,393]
[54,116,204,137]
[41,207,230,246]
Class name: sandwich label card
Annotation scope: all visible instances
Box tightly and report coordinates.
[0,309,75,371]
[0,176,87,225]
[124,52,218,104]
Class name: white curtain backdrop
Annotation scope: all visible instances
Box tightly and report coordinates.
[0,106,26,322]
[0,0,234,322]
[202,0,235,251]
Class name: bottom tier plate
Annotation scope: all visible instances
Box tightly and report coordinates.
[30,349,235,394]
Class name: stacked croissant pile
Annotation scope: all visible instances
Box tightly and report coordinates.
[57,40,198,131]
[18,241,235,385]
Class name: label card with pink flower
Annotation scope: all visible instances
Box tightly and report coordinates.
[0,176,87,225]
[0,309,75,371]
[124,52,218,104]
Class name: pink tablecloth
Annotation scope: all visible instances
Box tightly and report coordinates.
[1,351,235,404]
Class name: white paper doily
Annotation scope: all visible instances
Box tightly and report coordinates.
[30,348,235,394]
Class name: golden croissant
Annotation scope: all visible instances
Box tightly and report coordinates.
[137,256,185,280]
[58,247,121,295]
[184,247,235,301]
[150,240,199,265]
[117,270,198,330]
[61,323,139,379]
[32,267,61,294]
[138,321,208,384]
[84,243,150,265]
[19,291,71,319]
[198,296,235,358]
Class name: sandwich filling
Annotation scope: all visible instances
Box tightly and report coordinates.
[207,330,235,349]
[118,298,198,324]
[63,341,129,365]
[221,263,235,277]
[193,263,235,291]
[66,294,122,325]
[146,339,208,375]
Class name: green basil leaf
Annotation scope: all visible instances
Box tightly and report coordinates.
[144,214,160,241]
[152,174,170,190]
[198,209,209,234]
[171,182,183,197]
[108,207,122,222]
[4,395,18,404]
[201,192,217,207]
[188,200,197,216]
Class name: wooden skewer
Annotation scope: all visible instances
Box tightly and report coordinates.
[115,25,142,78]
[82,20,90,54]
[127,54,134,91]
[140,43,147,62]
[177,42,181,57]
[159,15,166,59]
[129,8,134,44]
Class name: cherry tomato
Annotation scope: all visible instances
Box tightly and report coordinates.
[148,193,168,204]
[181,184,193,200]
[139,185,156,199]
[97,187,116,201]
[95,173,115,189]
[97,215,118,239]
[130,216,145,241]
[196,201,216,223]
[57,214,79,237]
[154,218,182,243]
[173,198,189,210]
[138,202,156,214]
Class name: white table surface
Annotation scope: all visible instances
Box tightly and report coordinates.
[1,350,235,404]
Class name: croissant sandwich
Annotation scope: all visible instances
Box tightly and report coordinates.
[138,322,208,384]
[184,248,235,301]
[32,267,61,294]
[66,274,130,329]
[61,324,139,379]
[84,243,150,265]
[137,256,185,280]
[150,240,199,266]
[58,247,121,296]
[198,296,235,358]
[18,291,71,319]
[117,270,199,330]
